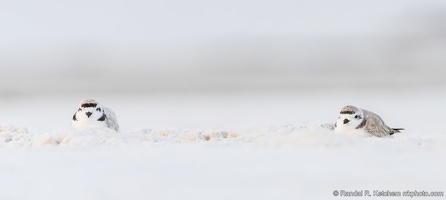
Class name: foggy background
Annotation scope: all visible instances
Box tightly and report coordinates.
[1,0,446,96]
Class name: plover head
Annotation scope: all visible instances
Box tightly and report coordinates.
[335,105,365,132]
[72,99,106,123]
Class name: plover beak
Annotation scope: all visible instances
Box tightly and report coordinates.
[343,118,350,124]
[86,112,92,118]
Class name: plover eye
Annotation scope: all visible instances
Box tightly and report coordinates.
[96,108,101,112]
[354,115,361,119]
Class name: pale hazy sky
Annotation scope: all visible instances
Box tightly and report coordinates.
[1,0,446,71]
[1,0,446,95]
